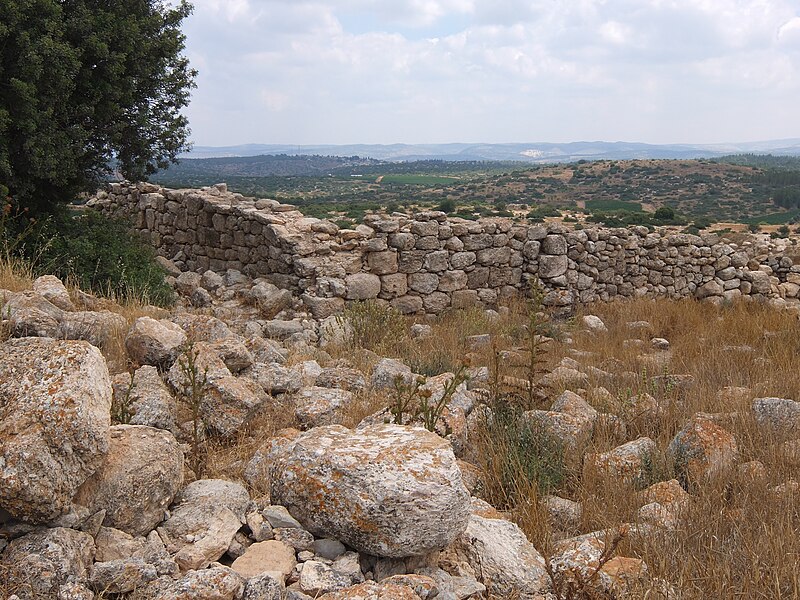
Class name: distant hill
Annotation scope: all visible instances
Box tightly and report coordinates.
[158,154,383,178]
[181,139,800,162]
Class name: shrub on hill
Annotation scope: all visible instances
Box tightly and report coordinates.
[4,209,174,307]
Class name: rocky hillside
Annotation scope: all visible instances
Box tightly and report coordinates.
[1,265,799,598]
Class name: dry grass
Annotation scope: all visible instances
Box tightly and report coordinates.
[325,295,800,598]
[0,255,164,373]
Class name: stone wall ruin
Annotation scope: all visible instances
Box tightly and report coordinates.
[88,182,800,317]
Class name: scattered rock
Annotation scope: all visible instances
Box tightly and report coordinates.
[32,274,75,310]
[295,386,355,428]
[300,560,353,596]
[0,527,95,600]
[270,424,471,557]
[0,338,111,522]
[584,437,659,486]
[582,315,607,332]
[440,498,552,599]
[668,415,738,483]
[158,479,250,570]
[371,358,414,390]
[752,397,800,437]
[126,316,187,367]
[74,425,184,536]
[231,540,297,580]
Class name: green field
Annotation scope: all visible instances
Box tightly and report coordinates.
[745,209,800,225]
[583,199,643,212]
[378,174,460,185]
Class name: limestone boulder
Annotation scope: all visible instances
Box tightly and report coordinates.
[249,362,303,394]
[112,366,177,431]
[371,358,414,390]
[126,317,187,367]
[317,582,421,600]
[171,313,236,343]
[157,479,250,570]
[247,282,294,318]
[549,531,648,598]
[345,273,381,300]
[316,367,367,392]
[207,337,254,373]
[440,498,552,599]
[270,424,471,557]
[582,315,607,332]
[243,573,284,600]
[202,374,268,437]
[94,526,178,576]
[74,425,184,536]
[59,309,128,347]
[300,560,353,596]
[584,437,658,486]
[32,274,75,310]
[137,566,245,600]
[89,558,159,593]
[0,338,111,522]
[4,289,64,337]
[551,390,599,425]
[0,527,95,600]
[752,397,800,437]
[295,386,355,428]
[668,415,738,483]
[231,539,296,580]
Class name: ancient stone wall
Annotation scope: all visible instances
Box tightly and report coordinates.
[88,182,800,316]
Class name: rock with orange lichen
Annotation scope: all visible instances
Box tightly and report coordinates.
[439,497,552,599]
[269,424,470,558]
[583,437,658,486]
[0,338,111,523]
[317,581,421,600]
[549,529,648,597]
[73,425,184,537]
[668,414,738,483]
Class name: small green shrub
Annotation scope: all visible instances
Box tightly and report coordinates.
[176,342,209,477]
[17,211,175,306]
[336,300,407,351]
[489,405,566,501]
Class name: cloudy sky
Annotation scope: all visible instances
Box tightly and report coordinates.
[180,0,800,146]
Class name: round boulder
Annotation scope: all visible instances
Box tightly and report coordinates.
[125,317,187,368]
[269,424,471,558]
[74,424,184,536]
[0,338,111,522]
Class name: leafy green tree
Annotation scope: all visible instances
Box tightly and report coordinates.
[0,0,196,214]
[653,206,676,221]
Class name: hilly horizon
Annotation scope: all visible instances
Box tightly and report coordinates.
[182,138,800,163]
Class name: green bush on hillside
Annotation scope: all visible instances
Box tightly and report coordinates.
[16,211,175,306]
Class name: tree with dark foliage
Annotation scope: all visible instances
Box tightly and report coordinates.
[0,0,196,214]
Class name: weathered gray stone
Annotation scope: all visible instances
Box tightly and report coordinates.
[74,425,184,536]
[0,338,111,523]
[295,386,355,428]
[269,425,471,557]
[126,317,187,367]
[440,499,551,599]
[0,528,95,600]
[112,366,177,431]
[32,274,75,310]
[345,273,382,300]
[157,479,250,570]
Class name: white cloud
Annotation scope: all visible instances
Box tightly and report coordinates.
[179,0,800,145]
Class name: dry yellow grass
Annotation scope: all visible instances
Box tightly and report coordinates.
[323,295,800,598]
[0,255,164,373]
